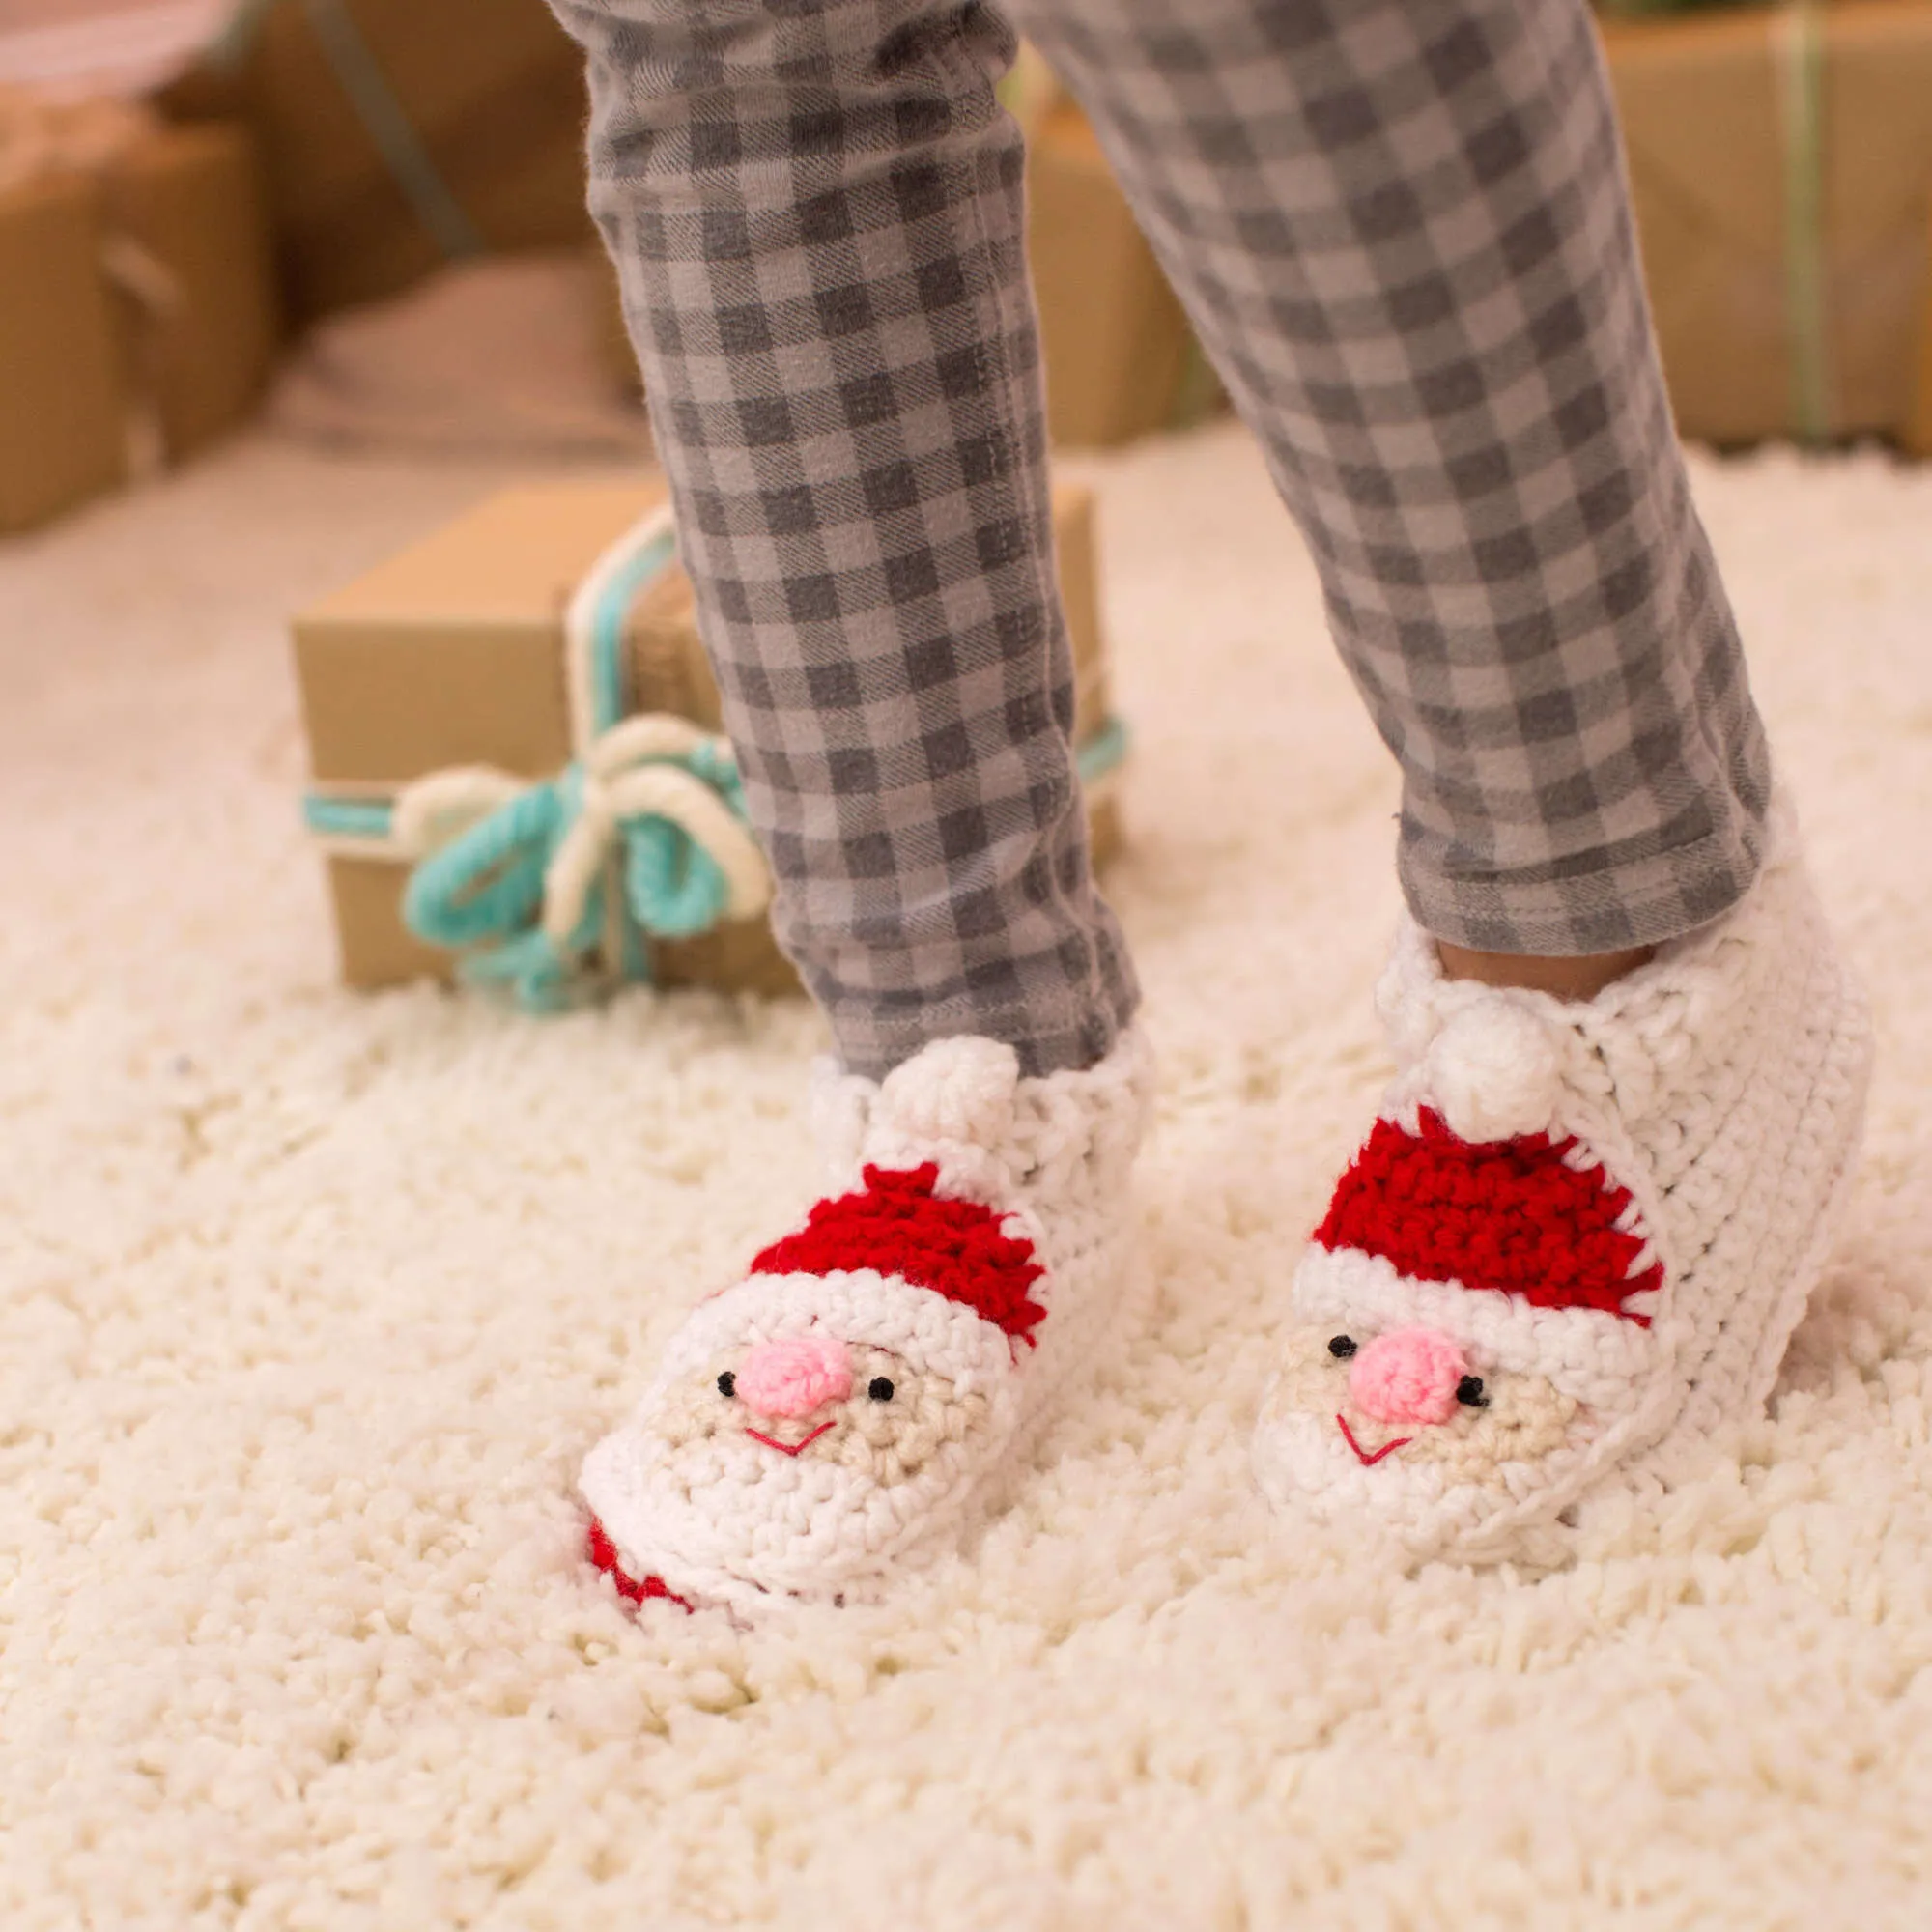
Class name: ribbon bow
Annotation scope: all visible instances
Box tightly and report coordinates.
[392,714,771,1011]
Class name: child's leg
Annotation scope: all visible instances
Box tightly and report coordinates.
[550,0,1870,1591]
[1011,0,1768,969]
[553,0,1131,1083]
[998,0,1863,1555]
[550,0,1151,1613]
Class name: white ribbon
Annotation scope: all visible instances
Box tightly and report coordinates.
[540,714,769,947]
[387,713,771,952]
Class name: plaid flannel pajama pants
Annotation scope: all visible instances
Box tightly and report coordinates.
[549,0,1772,1079]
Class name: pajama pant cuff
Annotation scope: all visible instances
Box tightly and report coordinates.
[1398,814,1769,959]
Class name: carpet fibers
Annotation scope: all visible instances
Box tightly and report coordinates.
[4,425,1931,1930]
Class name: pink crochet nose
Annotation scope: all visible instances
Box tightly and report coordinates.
[734,1335,853,1419]
[1349,1328,1469,1427]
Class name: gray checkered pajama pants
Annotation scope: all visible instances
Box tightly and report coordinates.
[549,0,1773,1079]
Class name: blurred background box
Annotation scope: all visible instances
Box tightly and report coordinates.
[294,480,1122,999]
[0,169,126,533]
[106,119,282,461]
[0,94,279,534]
[1913,204,1932,454]
[1024,94,1224,450]
[160,0,593,323]
[1601,0,1932,450]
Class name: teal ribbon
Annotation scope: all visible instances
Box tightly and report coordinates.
[396,744,750,1012]
[207,0,485,262]
[303,719,1131,1011]
[304,508,704,1009]
[304,722,1127,840]
[302,796,392,840]
[303,491,1134,1011]
[1074,715,1129,792]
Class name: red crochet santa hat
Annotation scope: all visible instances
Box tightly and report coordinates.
[751,1162,1048,1346]
[1314,1109,1662,1321]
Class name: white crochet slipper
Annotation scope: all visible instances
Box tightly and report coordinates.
[582,1030,1154,1615]
[1254,798,1872,1564]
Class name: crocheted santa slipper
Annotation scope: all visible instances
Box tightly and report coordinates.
[1254,798,1872,1563]
[581,1031,1154,1615]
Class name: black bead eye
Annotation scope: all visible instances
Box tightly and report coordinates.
[1456,1375,1490,1408]
[1327,1336,1357,1359]
[716,1372,736,1399]
[867,1377,895,1402]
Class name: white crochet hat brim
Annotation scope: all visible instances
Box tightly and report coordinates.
[652,1267,1022,1399]
[1293,1242,1660,1407]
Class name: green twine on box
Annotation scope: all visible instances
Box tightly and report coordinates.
[205,0,484,262]
[1777,0,1832,445]
[1602,0,1833,444]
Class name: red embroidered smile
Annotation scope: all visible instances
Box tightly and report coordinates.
[1336,1413,1410,1466]
[745,1420,838,1458]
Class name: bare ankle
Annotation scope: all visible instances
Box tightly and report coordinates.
[1435,940,1655,1002]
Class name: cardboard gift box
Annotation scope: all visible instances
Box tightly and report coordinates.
[103,121,284,465]
[161,0,594,325]
[1912,201,1932,456]
[294,479,1126,1000]
[0,99,280,534]
[1025,97,1223,449]
[1602,0,1932,448]
[587,243,641,401]
[0,168,126,533]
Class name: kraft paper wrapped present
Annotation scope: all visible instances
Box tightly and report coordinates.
[0,95,280,533]
[1025,96,1224,449]
[161,0,594,324]
[1601,0,1932,447]
[0,167,124,533]
[1912,201,1932,456]
[294,480,1127,1002]
[588,244,641,402]
[104,120,284,465]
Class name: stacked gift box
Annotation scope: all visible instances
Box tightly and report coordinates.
[1599,0,1932,453]
[0,91,280,533]
[2,0,598,534]
[1021,84,1227,449]
[157,0,595,325]
[15,0,1928,544]
[1018,4,1932,456]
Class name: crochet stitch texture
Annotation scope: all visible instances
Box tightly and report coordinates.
[1255,793,1872,1563]
[581,1032,1153,1616]
[751,1163,1049,1345]
[1315,1110,1662,1322]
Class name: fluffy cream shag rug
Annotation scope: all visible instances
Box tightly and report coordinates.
[4,422,1931,1931]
